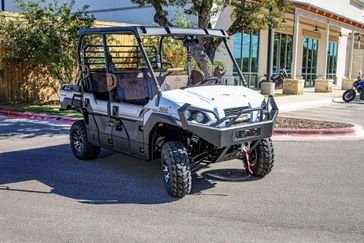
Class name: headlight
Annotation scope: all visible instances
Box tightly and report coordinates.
[182,108,217,125]
[193,111,206,123]
[184,109,191,120]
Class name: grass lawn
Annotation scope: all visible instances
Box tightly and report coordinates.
[0,104,82,118]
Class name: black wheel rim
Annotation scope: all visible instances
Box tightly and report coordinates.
[344,90,355,101]
[73,129,84,153]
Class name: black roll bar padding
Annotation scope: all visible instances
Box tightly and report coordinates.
[222,38,247,87]
[159,36,165,69]
[101,34,112,118]
[136,37,162,106]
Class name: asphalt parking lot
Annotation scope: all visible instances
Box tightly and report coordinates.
[0,102,364,242]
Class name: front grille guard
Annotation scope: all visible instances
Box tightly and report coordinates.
[178,95,279,129]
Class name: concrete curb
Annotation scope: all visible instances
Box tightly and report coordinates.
[273,126,358,137]
[1,109,362,138]
[0,110,79,125]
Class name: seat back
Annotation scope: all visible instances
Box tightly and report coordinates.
[159,75,189,91]
[115,70,151,105]
[191,70,204,84]
[87,72,109,100]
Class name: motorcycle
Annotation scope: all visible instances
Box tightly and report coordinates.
[259,69,288,89]
[342,76,364,103]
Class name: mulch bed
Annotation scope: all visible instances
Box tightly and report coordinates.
[275,117,354,129]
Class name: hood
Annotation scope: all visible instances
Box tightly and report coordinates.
[160,85,264,117]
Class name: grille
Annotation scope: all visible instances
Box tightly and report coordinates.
[224,107,247,117]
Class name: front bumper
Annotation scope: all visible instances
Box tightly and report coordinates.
[178,96,278,147]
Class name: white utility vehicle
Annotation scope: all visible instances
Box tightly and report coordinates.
[60,26,278,197]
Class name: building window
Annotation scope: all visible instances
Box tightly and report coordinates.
[302,37,318,87]
[273,33,293,76]
[326,41,338,83]
[233,32,259,88]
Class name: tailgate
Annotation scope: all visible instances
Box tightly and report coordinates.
[59,84,82,110]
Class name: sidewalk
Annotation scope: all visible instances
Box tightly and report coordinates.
[271,87,342,112]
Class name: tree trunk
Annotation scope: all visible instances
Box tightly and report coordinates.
[191,44,215,78]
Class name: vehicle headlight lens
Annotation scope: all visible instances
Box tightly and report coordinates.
[182,108,217,125]
[184,109,191,120]
[193,111,205,123]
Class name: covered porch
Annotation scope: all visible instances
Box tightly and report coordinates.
[278,2,364,94]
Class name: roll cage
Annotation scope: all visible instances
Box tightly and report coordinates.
[76,26,247,105]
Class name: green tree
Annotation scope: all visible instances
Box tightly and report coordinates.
[131,0,291,77]
[0,0,94,102]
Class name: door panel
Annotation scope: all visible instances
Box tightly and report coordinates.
[112,120,130,154]
[110,102,145,158]
[93,115,113,148]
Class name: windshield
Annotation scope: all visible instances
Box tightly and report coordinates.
[141,35,241,91]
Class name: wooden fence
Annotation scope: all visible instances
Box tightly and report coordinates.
[0,49,19,102]
[0,19,137,103]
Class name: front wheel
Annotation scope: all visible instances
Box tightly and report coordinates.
[342,89,356,103]
[70,120,100,160]
[245,138,274,177]
[161,141,192,198]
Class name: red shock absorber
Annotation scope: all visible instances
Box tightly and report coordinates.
[242,145,253,175]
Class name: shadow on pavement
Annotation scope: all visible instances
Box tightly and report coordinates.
[201,169,262,182]
[0,117,69,138]
[0,144,217,204]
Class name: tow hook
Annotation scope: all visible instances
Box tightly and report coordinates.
[241,144,253,175]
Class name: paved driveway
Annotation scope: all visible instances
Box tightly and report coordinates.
[281,99,364,127]
[0,116,363,242]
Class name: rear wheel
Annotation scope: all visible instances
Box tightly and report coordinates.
[245,138,274,177]
[342,89,356,103]
[161,141,192,198]
[70,120,100,160]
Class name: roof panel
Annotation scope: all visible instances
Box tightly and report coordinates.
[78,26,228,38]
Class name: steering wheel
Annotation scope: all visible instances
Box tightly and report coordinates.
[196,77,220,86]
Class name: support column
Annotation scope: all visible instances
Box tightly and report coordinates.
[322,22,330,80]
[283,9,304,95]
[342,31,358,89]
[348,31,355,79]
[315,22,333,92]
[291,10,300,80]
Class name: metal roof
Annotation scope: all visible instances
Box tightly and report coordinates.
[78,26,229,38]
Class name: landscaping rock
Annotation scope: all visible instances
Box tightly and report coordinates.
[275,117,353,129]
